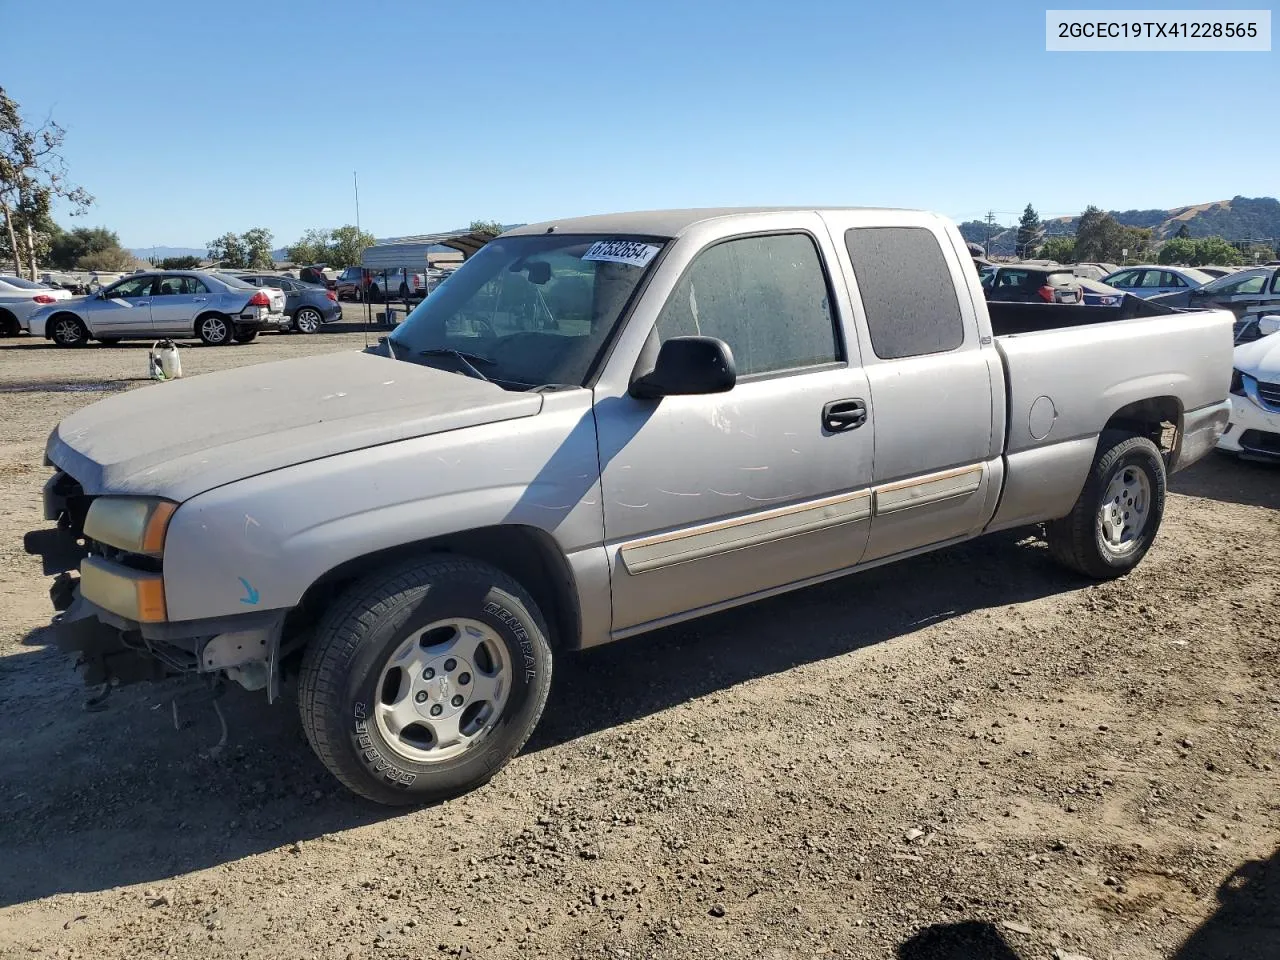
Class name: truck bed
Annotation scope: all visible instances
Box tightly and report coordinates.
[986,295,1176,337]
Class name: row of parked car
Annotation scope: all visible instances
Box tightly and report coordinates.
[980,260,1280,343]
[0,268,347,346]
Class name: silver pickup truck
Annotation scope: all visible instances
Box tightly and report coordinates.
[25,208,1234,805]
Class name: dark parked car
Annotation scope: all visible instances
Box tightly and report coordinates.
[297,265,335,289]
[1150,266,1280,343]
[236,274,342,333]
[982,264,1083,304]
[334,266,373,302]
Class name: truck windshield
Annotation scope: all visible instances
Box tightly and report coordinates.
[385,234,665,389]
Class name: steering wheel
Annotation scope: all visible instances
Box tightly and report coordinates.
[470,318,497,339]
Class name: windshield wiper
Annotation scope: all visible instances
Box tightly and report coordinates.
[418,347,497,382]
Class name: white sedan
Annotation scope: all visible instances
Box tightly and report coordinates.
[1219,315,1280,462]
[0,275,73,336]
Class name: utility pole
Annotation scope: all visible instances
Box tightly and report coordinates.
[984,211,997,258]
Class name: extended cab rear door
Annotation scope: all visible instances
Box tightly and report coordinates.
[822,213,1004,562]
[592,213,876,635]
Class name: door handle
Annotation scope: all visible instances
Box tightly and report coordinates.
[135,300,151,306]
[822,399,867,432]
[192,297,208,302]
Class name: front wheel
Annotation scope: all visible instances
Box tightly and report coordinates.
[1046,432,1166,579]
[197,313,234,346]
[297,557,553,806]
[50,314,89,347]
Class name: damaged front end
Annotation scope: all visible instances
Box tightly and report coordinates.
[25,465,287,701]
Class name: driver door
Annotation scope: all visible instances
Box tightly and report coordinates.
[593,227,876,635]
[92,275,157,336]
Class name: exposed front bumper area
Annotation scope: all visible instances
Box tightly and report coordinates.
[36,574,288,696]
[1218,393,1280,462]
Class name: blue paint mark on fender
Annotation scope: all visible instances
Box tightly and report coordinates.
[238,577,260,605]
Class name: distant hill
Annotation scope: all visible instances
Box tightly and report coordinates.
[127,246,206,261]
[961,196,1280,257]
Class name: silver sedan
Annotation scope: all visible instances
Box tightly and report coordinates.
[29,271,288,347]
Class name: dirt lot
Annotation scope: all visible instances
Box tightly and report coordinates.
[1,313,1277,960]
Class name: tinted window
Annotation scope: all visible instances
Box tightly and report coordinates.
[106,276,154,298]
[844,227,965,360]
[654,233,839,377]
[1165,272,1187,288]
[1271,270,1280,294]
[995,270,1031,288]
[155,276,208,295]
[1107,270,1140,287]
[215,274,256,290]
[1207,271,1267,295]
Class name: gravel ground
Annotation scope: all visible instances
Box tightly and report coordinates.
[0,312,1277,960]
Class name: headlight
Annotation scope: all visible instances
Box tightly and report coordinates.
[83,497,177,555]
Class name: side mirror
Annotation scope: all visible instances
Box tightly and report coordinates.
[630,336,736,399]
[1258,315,1280,336]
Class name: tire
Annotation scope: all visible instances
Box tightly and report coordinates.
[0,310,19,337]
[233,330,258,344]
[98,337,122,346]
[1046,431,1166,579]
[49,313,89,347]
[298,556,553,806]
[294,307,322,334]
[197,313,234,346]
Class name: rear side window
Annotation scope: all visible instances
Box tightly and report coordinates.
[844,227,965,360]
[654,233,840,377]
[1108,270,1140,286]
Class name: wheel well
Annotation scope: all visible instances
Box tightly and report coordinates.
[1102,396,1182,461]
[45,310,84,339]
[0,307,18,335]
[194,311,231,333]
[286,525,582,655]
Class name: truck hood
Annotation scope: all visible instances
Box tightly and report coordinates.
[46,351,542,500]
[1233,332,1280,379]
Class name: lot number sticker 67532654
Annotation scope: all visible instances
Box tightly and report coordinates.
[582,240,660,269]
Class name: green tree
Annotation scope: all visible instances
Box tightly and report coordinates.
[0,86,93,277]
[158,255,202,269]
[1118,225,1152,261]
[1175,222,1191,239]
[1036,236,1076,262]
[207,232,248,268]
[77,247,135,271]
[468,219,505,237]
[49,226,122,269]
[327,224,375,267]
[242,227,274,269]
[1015,204,1041,259]
[1192,236,1243,266]
[287,227,332,265]
[1157,237,1196,265]
[1074,206,1149,262]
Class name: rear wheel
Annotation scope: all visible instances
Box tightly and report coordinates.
[50,314,89,347]
[197,313,234,346]
[297,557,553,806]
[0,310,19,337]
[1046,432,1166,579]
[294,307,322,333]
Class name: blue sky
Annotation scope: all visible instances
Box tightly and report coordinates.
[5,0,1276,249]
